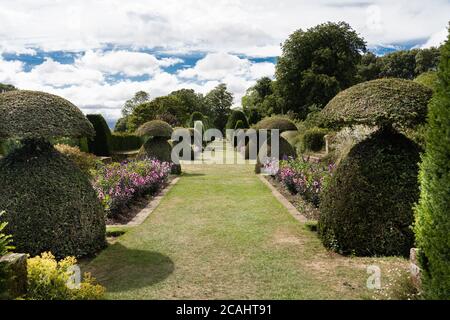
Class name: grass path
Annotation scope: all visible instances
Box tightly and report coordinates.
[86,142,407,299]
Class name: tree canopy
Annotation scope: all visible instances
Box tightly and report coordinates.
[205,83,233,132]
[275,21,366,118]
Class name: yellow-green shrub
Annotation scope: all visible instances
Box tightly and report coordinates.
[27,252,105,300]
[55,144,101,176]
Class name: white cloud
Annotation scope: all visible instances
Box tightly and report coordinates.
[75,50,182,77]
[421,28,448,48]
[0,0,448,55]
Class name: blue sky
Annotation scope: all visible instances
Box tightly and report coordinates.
[0,0,448,125]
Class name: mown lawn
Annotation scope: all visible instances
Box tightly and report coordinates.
[86,149,408,299]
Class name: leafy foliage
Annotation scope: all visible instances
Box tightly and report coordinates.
[111,133,142,152]
[0,90,95,139]
[27,252,105,300]
[319,128,421,257]
[0,211,14,298]
[55,144,101,176]
[0,140,106,258]
[321,78,433,129]
[137,137,173,162]
[275,22,366,118]
[205,83,233,132]
[414,28,450,299]
[189,111,205,127]
[414,71,439,91]
[301,128,328,152]
[0,83,17,93]
[86,114,113,156]
[255,137,296,173]
[226,110,249,129]
[135,120,173,138]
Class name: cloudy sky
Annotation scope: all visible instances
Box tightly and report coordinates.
[0,0,449,126]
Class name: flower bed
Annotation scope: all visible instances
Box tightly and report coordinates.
[264,157,335,208]
[91,158,171,218]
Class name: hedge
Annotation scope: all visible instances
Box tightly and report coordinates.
[111,133,142,152]
[86,114,112,157]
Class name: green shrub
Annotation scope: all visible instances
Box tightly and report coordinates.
[414,29,450,299]
[0,139,21,156]
[26,252,105,300]
[255,136,296,173]
[321,78,433,130]
[318,128,421,257]
[226,110,249,129]
[0,211,14,299]
[111,133,142,152]
[55,144,101,176]
[254,116,297,132]
[137,137,173,163]
[0,90,95,139]
[86,114,112,157]
[414,71,439,92]
[302,128,328,152]
[0,140,106,258]
[234,120,245,130]
[135,120,173,138]
[189,111,205,127]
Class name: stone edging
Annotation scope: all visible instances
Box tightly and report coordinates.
[107,177,180,228]
[257,175,308,223]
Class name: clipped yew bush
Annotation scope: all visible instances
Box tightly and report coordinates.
[136,120,179,173]
[86,114,112,156]
[414,29,450,299]
[318,79,432,257]
[0,90,106,258]
[189,111,205,127]
[226,110,249,130]
[255,136,296,174]
[301,128,328,152]
[253,116,297,132]
[319,129,420,256]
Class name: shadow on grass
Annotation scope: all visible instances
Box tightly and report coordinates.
[86,243,174,293]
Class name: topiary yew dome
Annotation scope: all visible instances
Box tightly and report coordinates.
[0,90,95,139]
[318,128,421,257]
[136,120,173,138]
[321,78,433,129]
[253,116,297,132]
[0,140,106,258]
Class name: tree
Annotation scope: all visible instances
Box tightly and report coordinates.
[122,91,150,117]
[414,27,450,299]
[0,83,16,93]
[114,117,128,132]
[168,89,206,125]
[356,52,381,82]
[205,84,233,132]
[379,50,418,79]
[415,47,441,75]
[275,21,366,118]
